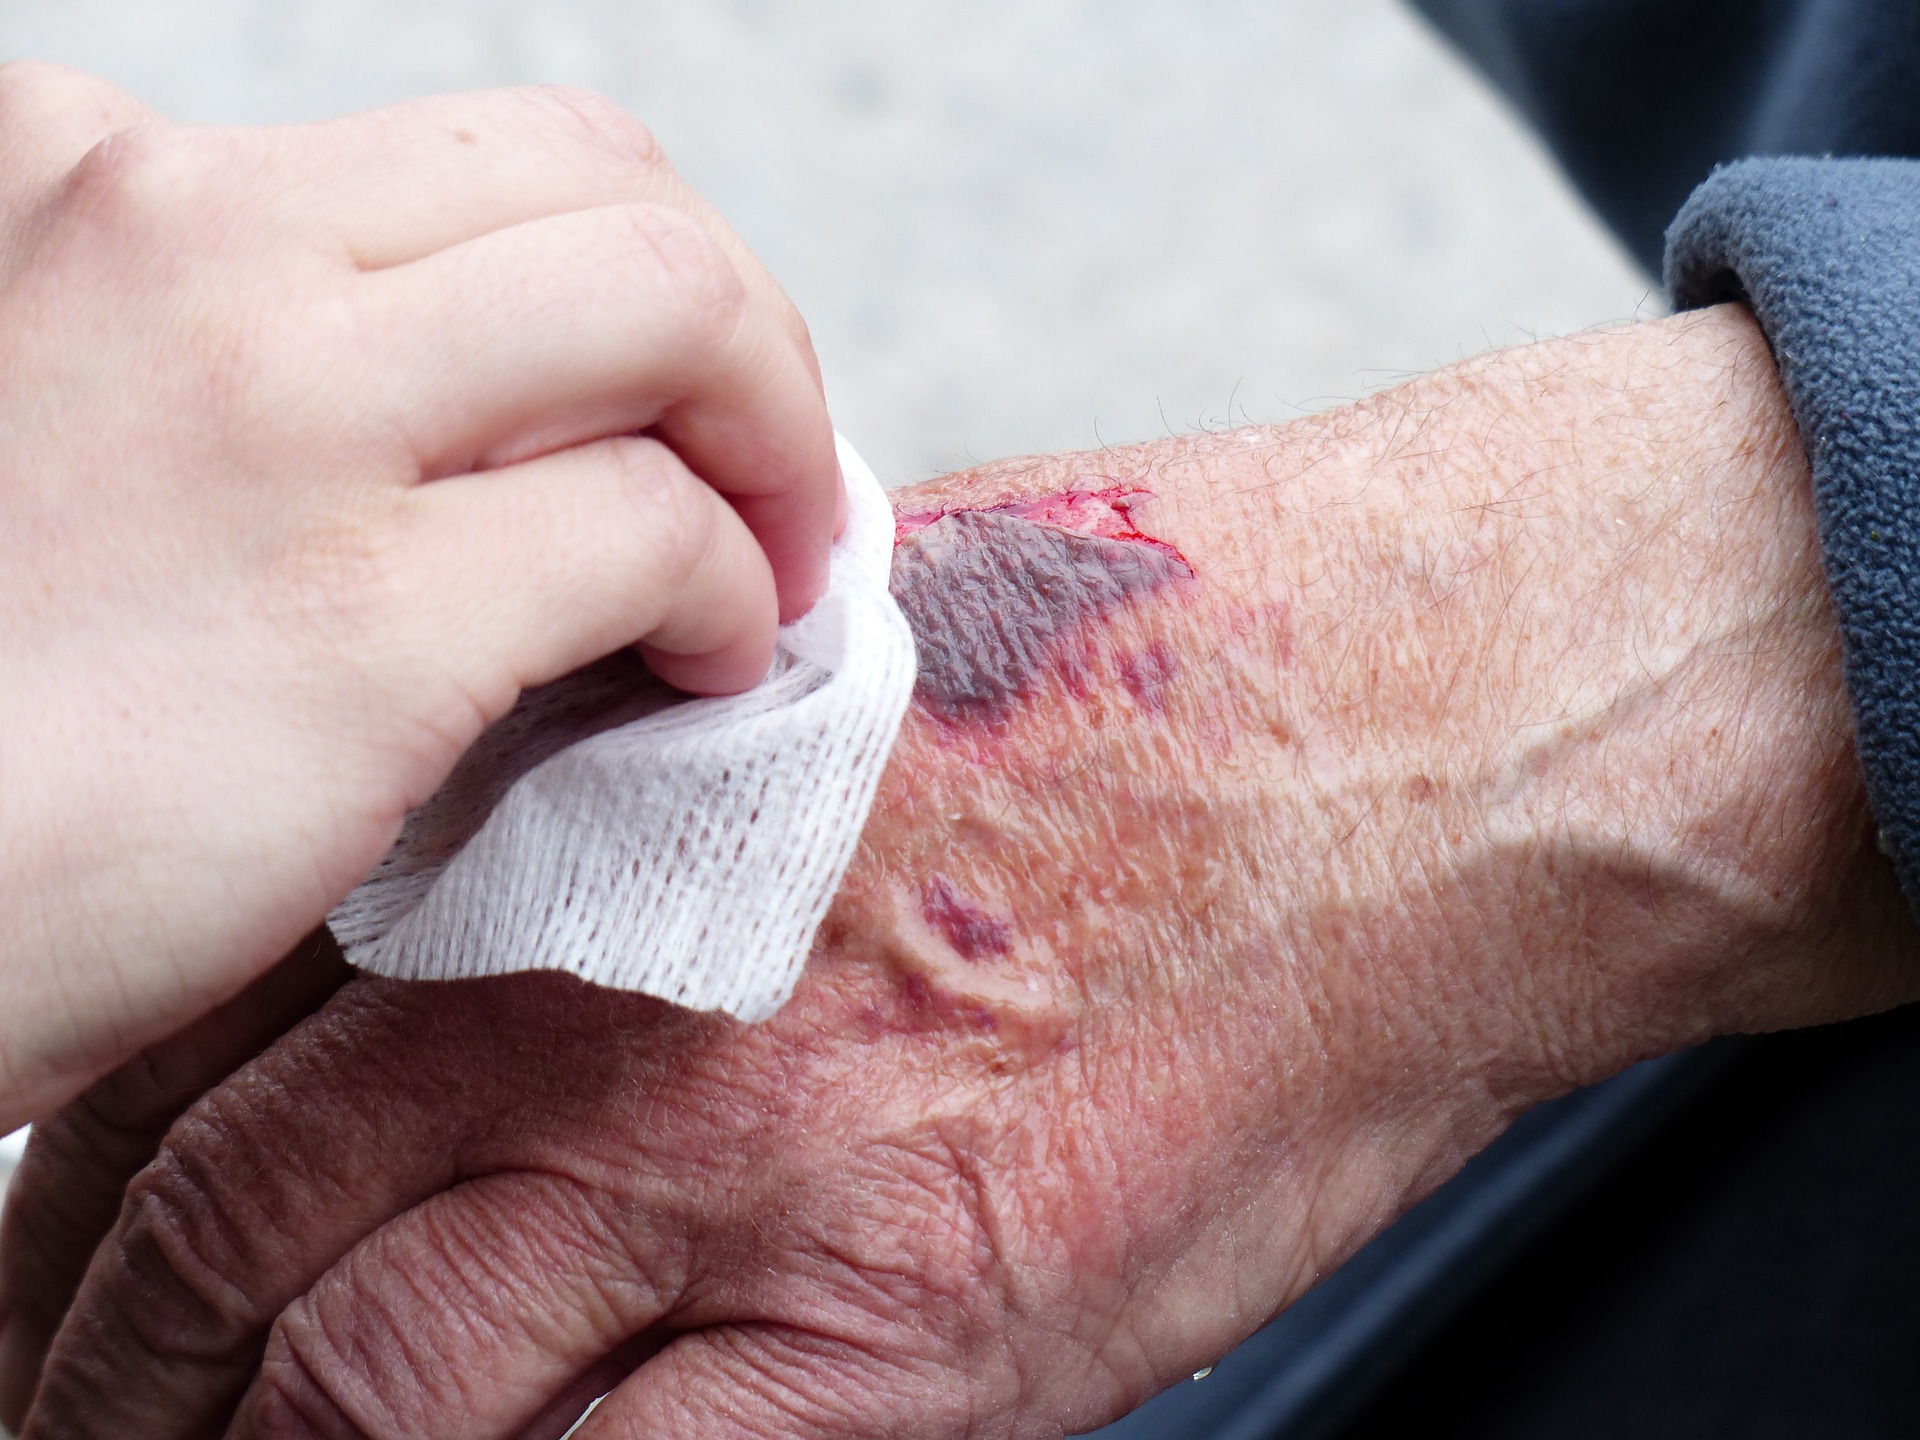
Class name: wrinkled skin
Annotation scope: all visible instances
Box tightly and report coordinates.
[6,309,1918,1438]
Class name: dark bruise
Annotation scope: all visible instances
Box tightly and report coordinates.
[889,508,1191,725]
[919,873,1015,960]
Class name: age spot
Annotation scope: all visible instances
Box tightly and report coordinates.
[919,873,1014,961]
[890,489,1193,726]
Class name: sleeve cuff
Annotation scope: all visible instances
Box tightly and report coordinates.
[1668,157,1920,906]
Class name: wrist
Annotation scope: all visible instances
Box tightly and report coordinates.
[1321,305,1917,1132]
[1207,305,1920,1300]
[788,309,1918,1376]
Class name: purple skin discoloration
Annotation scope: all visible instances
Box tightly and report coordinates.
[1118,641,1182,713]
[895,974,1001,1033]
[889,509,1191,726]
[920,873,1015,960]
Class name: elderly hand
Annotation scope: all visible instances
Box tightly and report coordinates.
[7,309,1913,1438]
[0,64,839,1129]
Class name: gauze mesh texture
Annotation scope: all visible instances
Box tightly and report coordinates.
[330,436,916,1021]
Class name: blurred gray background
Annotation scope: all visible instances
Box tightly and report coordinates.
[0,0,1649,487]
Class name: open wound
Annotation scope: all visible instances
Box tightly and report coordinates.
[889,488,1194,726]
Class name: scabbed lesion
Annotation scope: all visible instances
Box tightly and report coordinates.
[888,489,1194,728]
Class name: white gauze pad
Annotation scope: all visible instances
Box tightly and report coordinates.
[329,435,916,1021]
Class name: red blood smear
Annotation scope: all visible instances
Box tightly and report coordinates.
[919,873,1014,960]
[895,486,1193,573]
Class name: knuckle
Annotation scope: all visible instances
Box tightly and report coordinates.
[608,438,722,582]
[48,126,341,418]
[250,1181,657,1438]
[95,1112,287,1366]
[706,1327,881,1432]
[516,1174,688,1330]
[811,1131,1009,1328]
[0,59,100,119]
[516,84,664,174]
[0,1098,157,1306]
[797,1127,1081,1415]
[56,123,217,227]
[621,205,748,344]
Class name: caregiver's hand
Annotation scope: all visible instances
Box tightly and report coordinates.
[0,64,838,1128]
[12,309,1919,1439]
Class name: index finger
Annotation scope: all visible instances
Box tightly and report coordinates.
[264,86,843,615]
[0,933,348,1430]
[18,981,484,1439]
[17,976,704,1440]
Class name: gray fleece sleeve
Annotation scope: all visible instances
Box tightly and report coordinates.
[1668,157,1920,903]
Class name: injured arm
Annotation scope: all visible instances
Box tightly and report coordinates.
[9,307,1918,1440]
